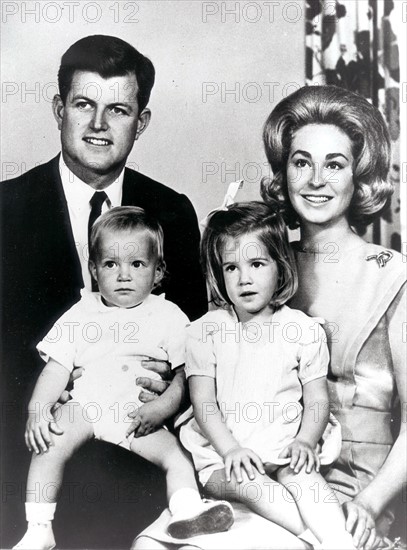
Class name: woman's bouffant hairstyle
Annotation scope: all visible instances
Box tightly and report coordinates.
[89,206,165,272]
[201,201,297,308]
[260,85,392,230]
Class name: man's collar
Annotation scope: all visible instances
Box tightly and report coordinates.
[59,156,124,210]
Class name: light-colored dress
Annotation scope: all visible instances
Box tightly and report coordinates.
[37,290,189,447]
[290,241,406,534]
[180,305,340,485]
[136,241,405,549]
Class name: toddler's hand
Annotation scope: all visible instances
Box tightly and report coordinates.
[223,445,265,483]
[25,407,62,454]
[279,438,320,473]
[125,401,167,438]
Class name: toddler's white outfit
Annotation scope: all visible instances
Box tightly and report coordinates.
[37,289,189,447]
[180,305,342,485]
[14,291,236,550]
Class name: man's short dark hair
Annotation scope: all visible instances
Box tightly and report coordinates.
[58,35,155,111]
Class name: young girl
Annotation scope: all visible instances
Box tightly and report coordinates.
[180,201,354,549]
[13,207,233,550]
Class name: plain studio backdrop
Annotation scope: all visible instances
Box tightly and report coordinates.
[0,0,305,221]
[1,1,407,549]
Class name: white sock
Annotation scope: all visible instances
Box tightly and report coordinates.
[169,488,202,516]
[25,502,56,523]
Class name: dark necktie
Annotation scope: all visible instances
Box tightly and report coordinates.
[88,191,107,291]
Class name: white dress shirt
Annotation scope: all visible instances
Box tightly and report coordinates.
[59,156,124,290]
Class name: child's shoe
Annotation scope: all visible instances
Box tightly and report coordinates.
[13,522,56,550]
[167,499,234,538]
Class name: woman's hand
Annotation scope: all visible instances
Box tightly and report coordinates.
[278,438,320,474]
[223,445,265,483]
[343,498,381,549]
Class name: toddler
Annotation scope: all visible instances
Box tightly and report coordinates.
[14,206,233,550]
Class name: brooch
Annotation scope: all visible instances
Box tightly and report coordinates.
[366,250,393,268]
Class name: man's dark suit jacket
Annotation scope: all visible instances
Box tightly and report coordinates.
[0,155,207,548]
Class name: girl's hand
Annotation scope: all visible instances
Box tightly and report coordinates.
[343,499,380,549]
[223,445,265,483]
[25,408,62,454]
[278,438,320,473]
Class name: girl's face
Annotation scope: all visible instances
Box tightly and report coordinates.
[286,124,355,227]
[221,232,279,323]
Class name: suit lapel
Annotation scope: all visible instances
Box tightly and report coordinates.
[122,168,142,206]
[43,155,84,289]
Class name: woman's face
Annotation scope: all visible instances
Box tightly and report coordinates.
[286,124,355,227]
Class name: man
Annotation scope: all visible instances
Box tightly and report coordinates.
[1,35,206,548]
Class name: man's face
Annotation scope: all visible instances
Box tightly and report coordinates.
[53,70,150,188]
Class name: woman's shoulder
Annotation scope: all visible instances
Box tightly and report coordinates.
[360,242,405,267]
[352,243,406,289]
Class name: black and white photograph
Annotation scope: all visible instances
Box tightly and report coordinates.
[1,1,406,549]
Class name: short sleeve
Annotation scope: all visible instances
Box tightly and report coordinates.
[164,306,190,370]
[185,318,217,379]
[36,301,84,372]
[298,319,329,385]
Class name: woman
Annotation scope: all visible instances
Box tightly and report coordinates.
[261,85,406,550]
[134,86,405,550]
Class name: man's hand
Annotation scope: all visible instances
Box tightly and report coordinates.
[223,445,265,483]
[125,401,168,438]
[278,438,320,474]
[136,356,173,403]
[56,366,84,406]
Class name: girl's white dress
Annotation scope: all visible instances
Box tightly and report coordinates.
[180,305,341,485]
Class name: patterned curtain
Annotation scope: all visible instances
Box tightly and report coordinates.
[305,0,401,251]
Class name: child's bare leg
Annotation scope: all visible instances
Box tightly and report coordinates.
[26,401,94,503]
[204,467,306,535]
[129,429,234,538]
[14,402,93,549]
[277,467,355,548]
[130,429,198,500]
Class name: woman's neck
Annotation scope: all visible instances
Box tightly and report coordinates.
[299,219,363,253]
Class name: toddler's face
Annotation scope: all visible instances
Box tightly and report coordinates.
[221,233,278,323]
[90,228,163,308]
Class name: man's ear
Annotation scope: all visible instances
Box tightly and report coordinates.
[89,261,98,282]
[52,95,65,130]
[154,261,165,287]
[135,108,151,141]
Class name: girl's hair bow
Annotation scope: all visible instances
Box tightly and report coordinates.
[199,179,244,231]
